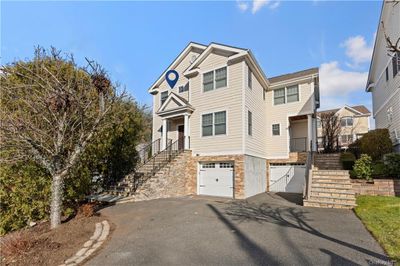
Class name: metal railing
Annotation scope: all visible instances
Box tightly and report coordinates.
[290,137,307,152]
[137,138,161,166]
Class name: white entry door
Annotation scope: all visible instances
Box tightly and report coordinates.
[269,164,306,193]
[199,162,234,198]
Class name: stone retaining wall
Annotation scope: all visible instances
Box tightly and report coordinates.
[351,179,400,196]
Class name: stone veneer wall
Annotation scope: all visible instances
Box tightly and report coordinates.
[351,179,400,196]
[185,154,245,199]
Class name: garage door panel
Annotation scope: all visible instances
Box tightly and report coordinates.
[199,162,233,198]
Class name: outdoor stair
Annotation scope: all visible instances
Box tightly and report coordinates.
[304,153,356,209]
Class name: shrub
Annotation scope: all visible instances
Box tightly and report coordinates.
[76,203,97,218]
[340,152,356,170]
[353,154,373,181]
[352,129,392,161]
[0,230,32,258]
[0,162,51,235]
[371,161,387,178]
[384,153,400,178]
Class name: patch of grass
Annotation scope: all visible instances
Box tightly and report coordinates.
[355,195,400,264]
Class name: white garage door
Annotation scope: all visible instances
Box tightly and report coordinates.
[199,162,234,198]
[269,164,306,193]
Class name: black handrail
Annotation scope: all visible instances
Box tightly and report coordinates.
[137,138,161,167]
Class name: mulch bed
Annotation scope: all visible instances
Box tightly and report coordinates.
[0,214,106,266]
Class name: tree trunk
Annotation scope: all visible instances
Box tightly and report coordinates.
[50,174,63,229]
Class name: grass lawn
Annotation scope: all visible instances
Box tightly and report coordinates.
[355,195,400,264]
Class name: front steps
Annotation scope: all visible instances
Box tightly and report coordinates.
[304,154,356,209]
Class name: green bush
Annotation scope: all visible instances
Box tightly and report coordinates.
[350,129,392,161]
[0,162,51,235]
[340,152,356,170]
[353,154,373,181]
[384,153,400,178]
[371,161,387,178]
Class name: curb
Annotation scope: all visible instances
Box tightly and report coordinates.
[60,220,110,266]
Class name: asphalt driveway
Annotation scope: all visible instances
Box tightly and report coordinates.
[87,193,390,266]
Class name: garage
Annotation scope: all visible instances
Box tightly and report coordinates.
[199,162,234,198]
[269,164,306,193]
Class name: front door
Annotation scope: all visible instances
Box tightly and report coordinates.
[178,125,184,150]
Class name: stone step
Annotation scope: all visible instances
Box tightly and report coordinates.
[312,175,351,180]
[312,179,352,185]
[312,170,349,175]
[303,199,356,209]
[309,195,356,203]
[310,191,356,198]
[311,184,354,190]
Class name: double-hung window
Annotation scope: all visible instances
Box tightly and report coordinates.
[248,66,252,89]
[202,111,227,136]
[248,111,252,136]
[272,124,280,136]
[203,67,227,92]
[274,88,285,105]
[160,91,168,106]
[393,51,400,77]
[273,85,300,105]
[341,117,353,127]
[179,82,189,93]
[286,85,299,103]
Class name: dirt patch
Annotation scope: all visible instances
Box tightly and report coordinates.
[0,215,105,266]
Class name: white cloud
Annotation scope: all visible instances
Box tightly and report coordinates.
[236,0,249,11]
[341,35,373,67]
[252,0,269,13]
[319,61,368,97]
[237,0,280,14]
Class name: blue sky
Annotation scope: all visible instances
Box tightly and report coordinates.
[1,1,380,114]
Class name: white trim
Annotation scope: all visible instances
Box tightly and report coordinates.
[241,61,246,154]
[269,74,317,89]
[200,64,229,94]
[196,162,200,195]
[200,108,228,138]
[192,150,243,156]
[158,92,188,112]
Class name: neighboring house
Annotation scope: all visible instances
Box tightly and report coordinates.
[148,42,319,199]
[366,1,400,152]
[317,105,371,150]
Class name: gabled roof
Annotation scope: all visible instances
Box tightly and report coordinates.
[156,92,194,114]
[317,105,371,116]
[269,67,319,84]
[148,42,207,93]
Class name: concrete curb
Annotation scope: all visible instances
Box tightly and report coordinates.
[59,220,110,266]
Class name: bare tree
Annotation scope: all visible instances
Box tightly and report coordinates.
[0,47,124,228]
[320,112,341,153]
[381,1,400,53]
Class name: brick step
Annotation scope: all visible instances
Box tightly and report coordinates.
[312,176,351,182]
[303,199,356,209]
[312,180,352,186]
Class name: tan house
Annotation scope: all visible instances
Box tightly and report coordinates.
[317,105,371,150]
[148,42,319,199]
[366,0,400,152]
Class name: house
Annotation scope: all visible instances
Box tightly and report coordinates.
[317,105,371,150]
[147,42,320,199]
[366,0,400,152]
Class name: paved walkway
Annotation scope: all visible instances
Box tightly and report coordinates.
[87,193,389,266]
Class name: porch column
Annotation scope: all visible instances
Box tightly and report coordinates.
[307,114,313,151]
[184,114,189,150]
[161,118,168,150]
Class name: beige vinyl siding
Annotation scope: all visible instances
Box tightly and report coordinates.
[291,120,308,138]
[189,52,244,154]
[266,81,314,158]
[375,89,400,144]
[245,63,267,157]
[152,50,201,142]
[336,108,369,136]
